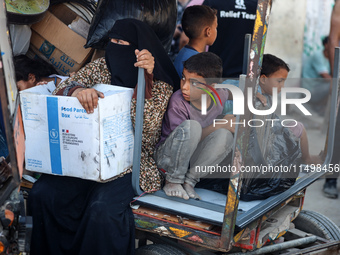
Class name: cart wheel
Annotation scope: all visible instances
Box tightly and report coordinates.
[136,244,186,255]
[293,210,340,240]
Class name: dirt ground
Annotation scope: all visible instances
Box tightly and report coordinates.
[304,177,340,227]
[295,104,340,228]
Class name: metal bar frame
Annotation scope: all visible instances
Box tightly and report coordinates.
[242,34,252,75]
[0,0,23,204]
[132,67,146,195]
[130,0,340,252]
[220,0,273,249]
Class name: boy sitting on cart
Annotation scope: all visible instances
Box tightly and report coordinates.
[257,54,322,165]
[154,52,235,200]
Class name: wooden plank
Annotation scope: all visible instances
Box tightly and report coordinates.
[134,213,224,252]
[133,206,214,231]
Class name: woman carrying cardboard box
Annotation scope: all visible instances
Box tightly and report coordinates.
[27,19,180,255]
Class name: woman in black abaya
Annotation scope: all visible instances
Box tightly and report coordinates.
[28,19,179,255]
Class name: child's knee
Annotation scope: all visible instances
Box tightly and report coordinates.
[177,120,202,141]
[212,129,234,150]
[181,120,201,132]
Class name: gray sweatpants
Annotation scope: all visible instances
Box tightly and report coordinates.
[154,120,234,187]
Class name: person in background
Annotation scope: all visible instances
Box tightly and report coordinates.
[173,5,217,77]
[155,52,235,200]
[328,0,340,73]
[169,0,192,61]
[14,55,69,91]
[177,0,205,51]
[322,0,340,199]
[301,36,331,112]
[28,18,179,255]
[179,0,258,78]
[203,0,257,78]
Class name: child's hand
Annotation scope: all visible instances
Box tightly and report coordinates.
[36,81,48,86]
[72,88,104,114]
[223,114,236,133]
[256,92,267,106]
[134,49,154,74]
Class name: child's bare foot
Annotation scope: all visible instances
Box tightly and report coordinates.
[183,183,201,200]
[163,182,189,200]
[303,155,323,165]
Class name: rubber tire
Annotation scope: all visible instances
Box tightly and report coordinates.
[136,244,186,255]
[293,210,340,240]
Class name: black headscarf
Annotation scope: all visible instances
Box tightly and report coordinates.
[105,18,180,91]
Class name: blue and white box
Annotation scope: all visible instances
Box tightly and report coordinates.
[20,83,134,182]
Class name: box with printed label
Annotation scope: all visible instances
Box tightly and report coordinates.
[30,4,93,75]
[20,84,134,182]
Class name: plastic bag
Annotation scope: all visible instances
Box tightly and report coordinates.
[9,24,31,56]
[85,0,177,52]
[240,95,301,201]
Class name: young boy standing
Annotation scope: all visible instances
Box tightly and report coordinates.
[155,52,235,200]
[174,5,218,77]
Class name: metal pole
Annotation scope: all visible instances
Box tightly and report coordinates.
[242,34,252,75]
[229,236,317,255]
[132,68,145,195]
[220,0,273,250]
[325,47,340,165]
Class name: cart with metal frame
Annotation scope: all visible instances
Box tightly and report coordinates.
[130,0,340,254]
[1,0,340,254]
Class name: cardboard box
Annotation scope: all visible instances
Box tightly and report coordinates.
[30,5,93,75]
[20,84,134,182]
